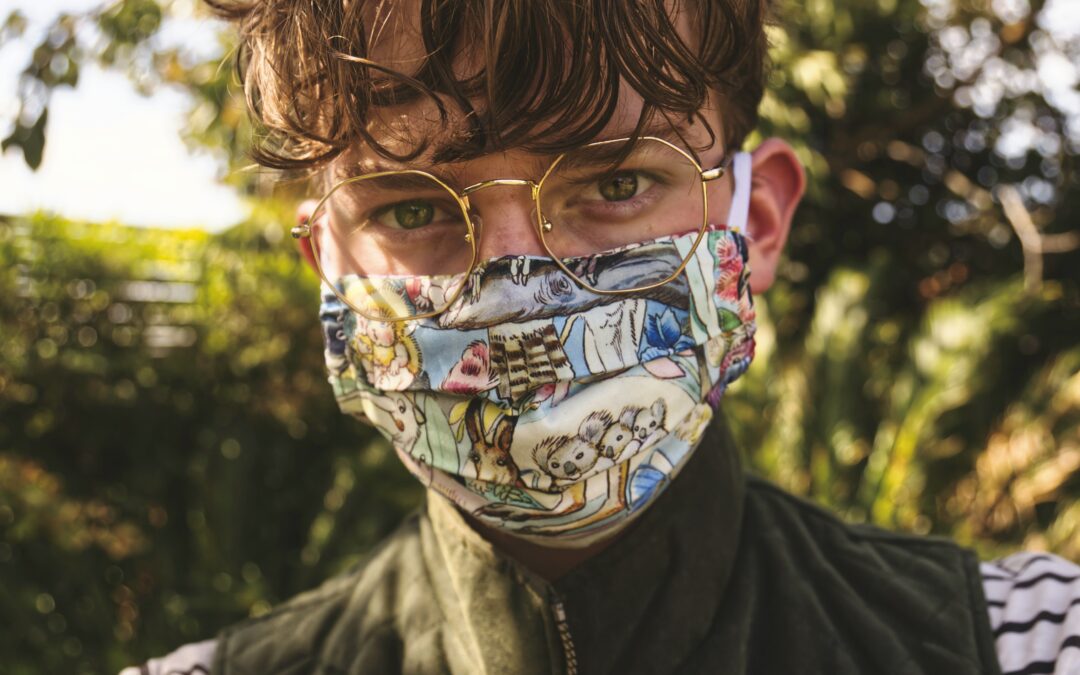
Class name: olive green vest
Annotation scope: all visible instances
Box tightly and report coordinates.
[211,414,1002,675]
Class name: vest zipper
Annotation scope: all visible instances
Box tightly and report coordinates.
[511,560,578,675]
[550,594,578,675]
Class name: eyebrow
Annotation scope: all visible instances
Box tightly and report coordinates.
[351,118,709,180]
[589,118,691,144]
[337,170,461,193]
[353,161,472,188]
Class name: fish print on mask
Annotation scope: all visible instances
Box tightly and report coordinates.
[322,152,758,546]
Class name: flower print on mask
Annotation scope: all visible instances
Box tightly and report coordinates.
[639,306,696,379]
[442,340,499,395]
[532,380,572,408]
[714,235,744,306]
[703,327,756,408]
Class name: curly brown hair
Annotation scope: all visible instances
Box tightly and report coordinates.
[204,0,771,174]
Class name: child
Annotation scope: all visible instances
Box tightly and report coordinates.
[125,1,1080,673]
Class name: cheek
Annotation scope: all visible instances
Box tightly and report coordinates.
[311,217,347,278]
[705,179,736,226]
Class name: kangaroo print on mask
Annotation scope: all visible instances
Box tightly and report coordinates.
[321,152,757,546]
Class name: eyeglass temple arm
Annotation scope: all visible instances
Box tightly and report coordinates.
[701,153,736,182]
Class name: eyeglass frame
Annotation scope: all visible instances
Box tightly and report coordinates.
[291,135,732,323]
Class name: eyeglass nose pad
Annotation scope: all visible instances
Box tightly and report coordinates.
[465,211,483,244]
[527,204,553,234]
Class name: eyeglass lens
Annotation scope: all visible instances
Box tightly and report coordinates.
[310,138,706,320]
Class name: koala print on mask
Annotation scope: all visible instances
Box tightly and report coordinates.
[532,412,610,484]
[631,398,668,443]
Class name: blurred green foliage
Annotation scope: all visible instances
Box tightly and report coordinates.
[734,0,1080,560]
[0,213,422,674]
[1,0,1078,673]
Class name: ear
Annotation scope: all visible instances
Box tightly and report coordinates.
[745,138,805,294]
[651,398,667,418]
[295,199,320,276]
[578,412,610,444]
[412,397,427,425]
[464,401,483,444]
[494,417,515,451]
[368,394,399,418]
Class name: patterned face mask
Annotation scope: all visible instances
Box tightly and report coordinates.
[319,153,756,547]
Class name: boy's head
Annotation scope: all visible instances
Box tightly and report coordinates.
[209,0,804,290]
[209,0,806,547]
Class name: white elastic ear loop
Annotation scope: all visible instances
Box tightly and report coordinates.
[726,151,753,238]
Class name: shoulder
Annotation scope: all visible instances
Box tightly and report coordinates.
[741,474,998,668]
[122,509,428,675]
[118,639,216,675]
[212,508,430,673]
[982,551,1080,675]
[744,473,976,558]
[741,472,987,599]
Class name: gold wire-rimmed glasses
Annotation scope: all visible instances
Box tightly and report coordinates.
[291,135,730,322]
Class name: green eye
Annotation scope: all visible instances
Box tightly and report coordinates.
[377,199,436,229]
[598,172,639,202]
[395,200,435,229]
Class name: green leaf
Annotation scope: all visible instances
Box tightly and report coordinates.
[718,308,743,332]
[1,108,49,171]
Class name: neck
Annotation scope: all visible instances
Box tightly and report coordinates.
[461,511,633,582]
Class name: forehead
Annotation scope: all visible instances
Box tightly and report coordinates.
[331,0,725,174]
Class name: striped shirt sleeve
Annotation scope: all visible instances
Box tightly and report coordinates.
[118,638,216,675]
[982,552,1080,675]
